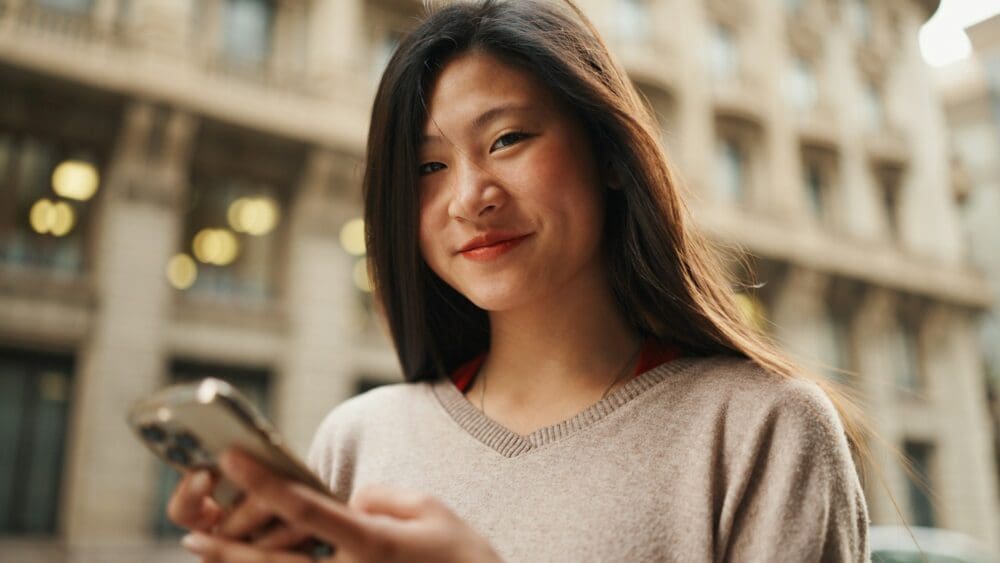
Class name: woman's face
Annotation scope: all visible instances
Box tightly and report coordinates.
[417,51,607,312]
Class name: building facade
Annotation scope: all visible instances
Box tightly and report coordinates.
[937,11,1000,545]
[0,0,996,561]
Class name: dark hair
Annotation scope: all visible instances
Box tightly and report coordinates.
[363,0,869,460]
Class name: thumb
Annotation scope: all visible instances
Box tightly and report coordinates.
[349,484,436,520]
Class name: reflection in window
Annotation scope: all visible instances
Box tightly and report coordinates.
[0,349,74,535]
[709,23,739,82]
[714,137,745,203]
[153,361,271,537]
[179,176,283,303]
[0,133,100,276]
[903,441,935,527]
[222,0,275,68]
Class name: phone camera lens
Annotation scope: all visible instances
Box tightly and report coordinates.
[175,431,200,451]
[166,445,191,466]
[140,424,167,443]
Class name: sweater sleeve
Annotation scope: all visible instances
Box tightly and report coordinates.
[720,380,870,562]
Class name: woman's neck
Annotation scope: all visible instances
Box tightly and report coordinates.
[469,274,642,414]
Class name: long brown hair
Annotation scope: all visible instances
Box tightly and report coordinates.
[363,0,873,470]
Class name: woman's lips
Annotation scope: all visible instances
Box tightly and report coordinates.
[459,234,532,262]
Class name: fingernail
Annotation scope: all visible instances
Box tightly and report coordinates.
[190,470,210,493]
[181,532,210,553]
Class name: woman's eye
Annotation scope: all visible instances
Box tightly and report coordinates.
[490,131,530,152]
[419,162,446,176]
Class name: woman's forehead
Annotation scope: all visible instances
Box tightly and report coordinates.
[423,52,556,134]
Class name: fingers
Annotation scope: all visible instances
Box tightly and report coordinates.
[168,470,222,531]
[217,496,277,540]
[349,484,434,520]
[253,523,314,551]
[219,449,369,554]
[181,532,312,563]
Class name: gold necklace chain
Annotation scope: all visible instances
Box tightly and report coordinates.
[479,343,643,419]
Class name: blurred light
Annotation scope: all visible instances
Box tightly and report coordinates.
[192,228,240,266]
[352,259,372,293]
[166,253,198,290]
[29,198,75,237]
[52,160,99,201]
[340,218,366,256]
[227,196,279,236]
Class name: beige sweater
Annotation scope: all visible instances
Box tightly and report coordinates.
[307,356,870,562]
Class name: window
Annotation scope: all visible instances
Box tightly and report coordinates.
[36,0,93,13]
[634,82,678,156]
[862,80,884,132]
[178,124,302,304]
[221,0,275,69]
[786,58,819,113]
[891,317,923,393]
[617,0,650,44]
[817,311,852,382]
[708,23,739,83]
[848,0,873,42]
[875,163,903,240]
[153,361,271,537]
[0,348,74,535]
[801,145,838,223]
[715,137,745,203]
[0,132,102,276]
[903,440,935,527]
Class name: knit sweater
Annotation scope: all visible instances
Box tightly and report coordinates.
[307,356,870,562]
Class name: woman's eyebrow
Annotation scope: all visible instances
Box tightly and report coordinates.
[421,103,534,145]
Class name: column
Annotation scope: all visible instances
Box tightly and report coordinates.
[307,0,364,90]
[926,306,1000,552]
[62,103,196,555]
[276,149,363,456]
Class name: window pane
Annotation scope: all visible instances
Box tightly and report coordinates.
[714,137,744,203]
[709,24,738,82]
[0,135,98,275]
[903,441,935,527]
[223,0,274,67]
[787,58,818,112]
[37,0,93,13]
[181,178,282,303]
[0,350,73,536]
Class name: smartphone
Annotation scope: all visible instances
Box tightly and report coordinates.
[127,377,330,508]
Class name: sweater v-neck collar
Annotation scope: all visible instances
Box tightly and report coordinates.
[430,357,698,458]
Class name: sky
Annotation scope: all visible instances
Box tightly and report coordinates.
[919,0,1000,66]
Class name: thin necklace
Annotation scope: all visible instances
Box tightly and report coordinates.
[479,343,644,419]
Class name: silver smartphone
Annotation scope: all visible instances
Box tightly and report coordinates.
[127,377,330,508]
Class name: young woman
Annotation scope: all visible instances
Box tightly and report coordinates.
[171,1,870,561]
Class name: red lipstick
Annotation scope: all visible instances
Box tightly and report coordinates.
[458,233,531,262]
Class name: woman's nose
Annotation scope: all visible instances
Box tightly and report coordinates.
[448,158,506,221]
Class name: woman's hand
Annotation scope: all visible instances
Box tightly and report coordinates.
[180,448,504,563]
[167,469,224,532]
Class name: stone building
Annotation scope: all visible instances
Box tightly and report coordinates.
[937,10,1000,539]
[0,0,995,561]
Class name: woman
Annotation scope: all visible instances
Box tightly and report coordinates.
[172,1,870,561]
